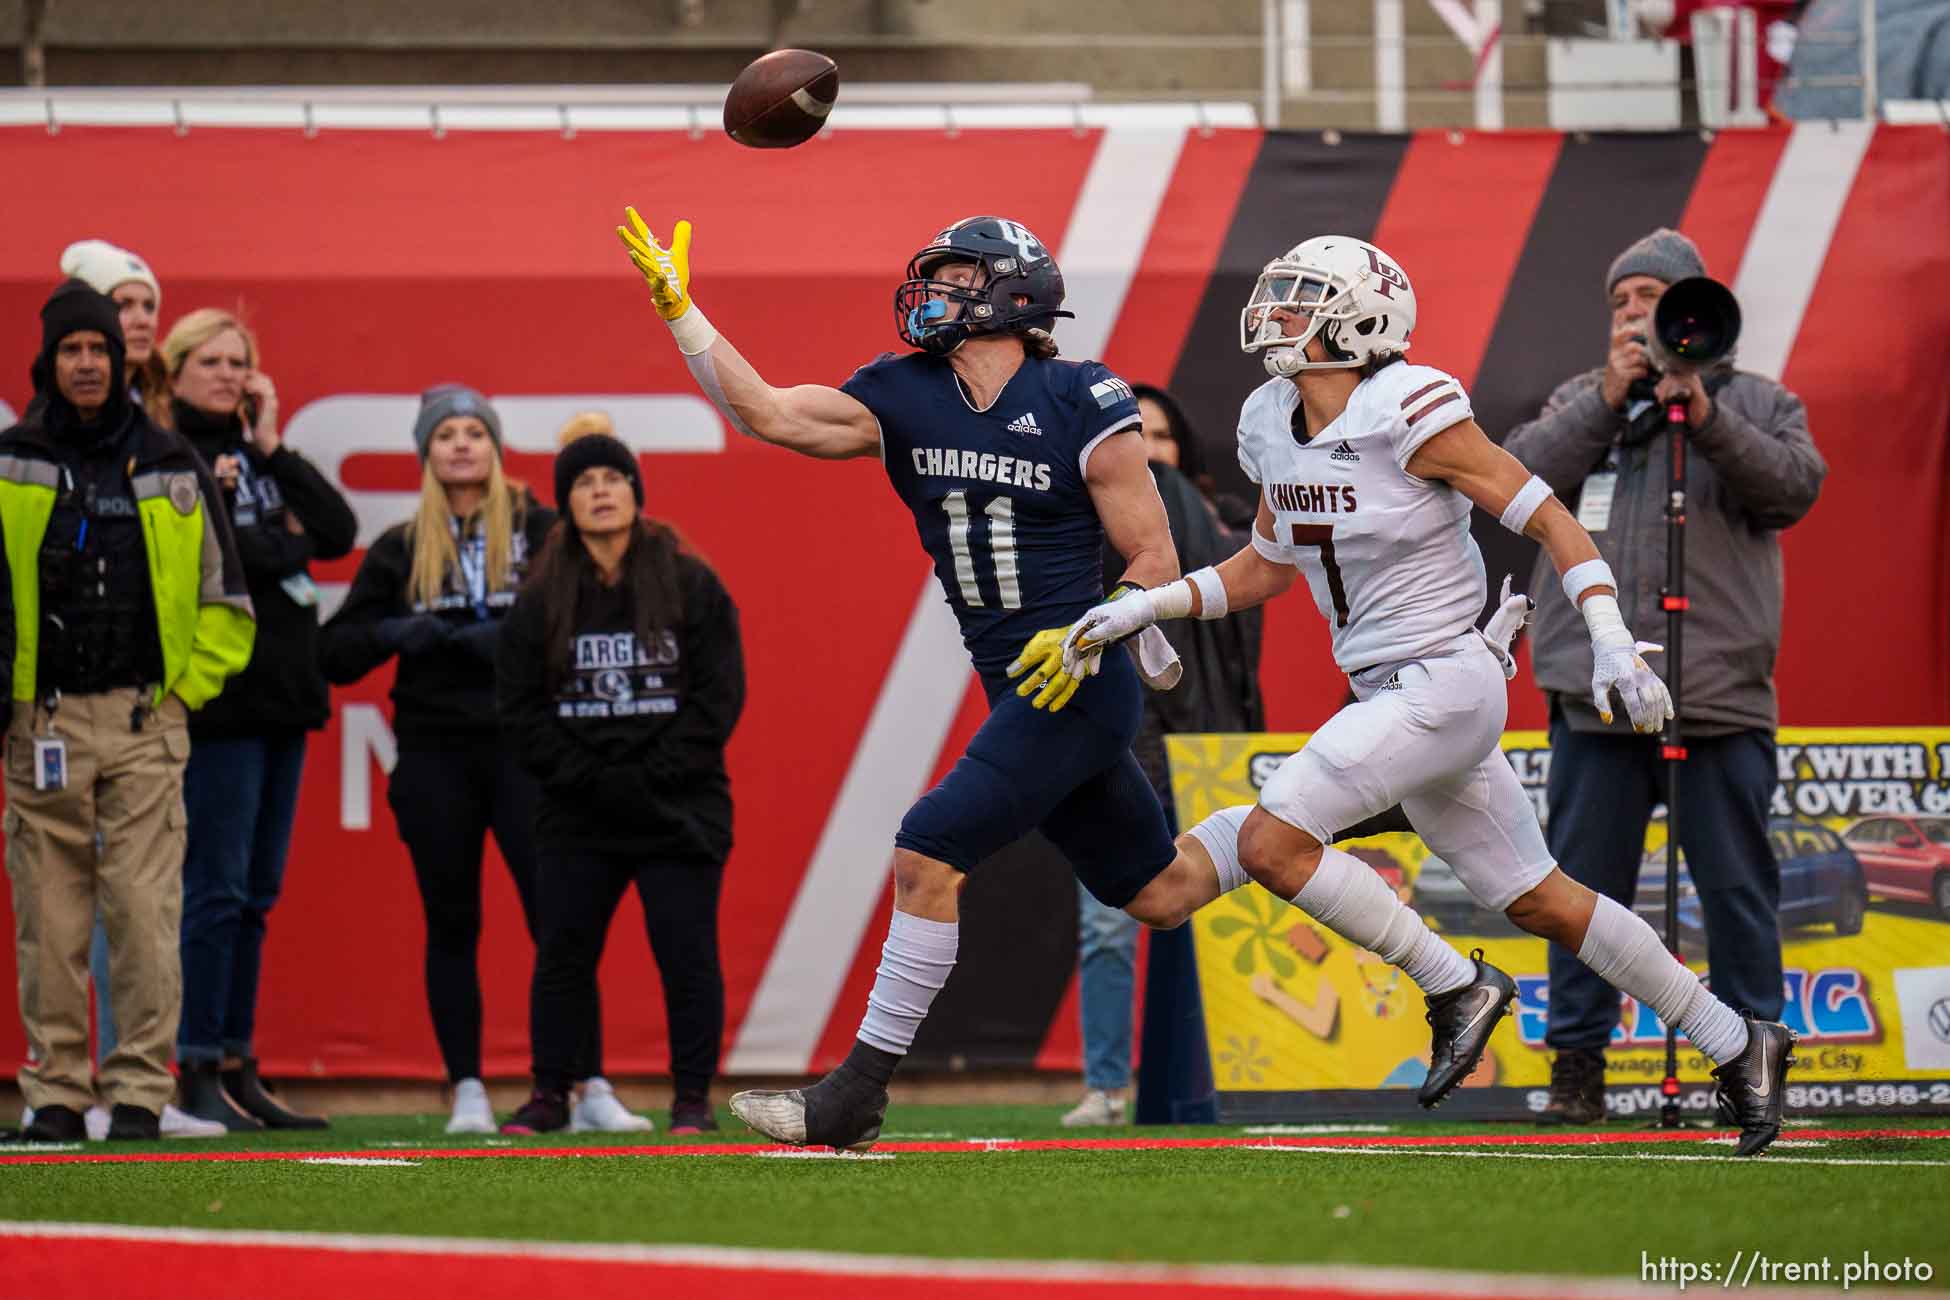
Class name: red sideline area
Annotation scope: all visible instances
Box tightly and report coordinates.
[0,1225,1786,1300]
[0,1238,1430,1300]
[2,1127,1943,1166]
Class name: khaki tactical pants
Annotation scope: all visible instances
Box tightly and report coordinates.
[5,688,190,1114]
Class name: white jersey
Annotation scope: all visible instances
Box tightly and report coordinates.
[1236,362,1487,673]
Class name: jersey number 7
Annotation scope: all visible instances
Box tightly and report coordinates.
[1289,523,1350,627]
[943,489,1021,610]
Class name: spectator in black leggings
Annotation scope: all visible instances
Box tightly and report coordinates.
[318,385,557,1134]
[496,433,744,1136]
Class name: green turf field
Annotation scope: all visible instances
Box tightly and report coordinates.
[4,1108,1947,1286]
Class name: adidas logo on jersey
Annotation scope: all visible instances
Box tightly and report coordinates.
[1330,440,1361,463]
[1006,412,1043,437]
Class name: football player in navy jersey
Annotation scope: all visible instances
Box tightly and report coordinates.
[615,209,1250,1151]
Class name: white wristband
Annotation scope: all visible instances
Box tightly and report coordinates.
[667,303,718,356]
[1145,580,1193,622]
[1187,565,1229,620]
[1561,557,1616,607]
[1499,474,1552,535]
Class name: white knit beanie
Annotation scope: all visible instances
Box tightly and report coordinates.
[58,239,161,307]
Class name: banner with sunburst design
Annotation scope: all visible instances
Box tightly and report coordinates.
[1167,729,1950,1121]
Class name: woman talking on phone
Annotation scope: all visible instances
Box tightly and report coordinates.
[496,434,744,1136]
[162,309,358,1130]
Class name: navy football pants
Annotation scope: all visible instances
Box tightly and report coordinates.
[897,652,1178,909]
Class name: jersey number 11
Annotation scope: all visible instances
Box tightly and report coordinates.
[942,489,1020,610]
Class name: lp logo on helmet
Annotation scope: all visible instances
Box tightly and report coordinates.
[997,221,1046,265]
[1365,248,1408,300]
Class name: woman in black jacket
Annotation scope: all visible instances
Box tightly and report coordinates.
[161,309,359,1130]
[496,433,745,1136]
[317,384,564,1134]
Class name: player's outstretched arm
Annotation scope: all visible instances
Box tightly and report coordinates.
[1406,418,1673,734]
[617,209,880,460]
[1058,495,1296,671]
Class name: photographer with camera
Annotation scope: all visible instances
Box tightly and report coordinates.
[1505,228,1826,1127]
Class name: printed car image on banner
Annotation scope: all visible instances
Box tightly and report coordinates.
[1167,728,1950,1121]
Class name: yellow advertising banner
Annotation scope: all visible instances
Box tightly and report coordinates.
[1166,727,1950,1119]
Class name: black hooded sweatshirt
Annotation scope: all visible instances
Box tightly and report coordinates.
[317,492,556,747]
[496,541,745,863]
[173,400,359,738]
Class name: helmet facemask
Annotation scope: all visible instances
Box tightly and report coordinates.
[896,255,996,355]
[1241,263,1363,378]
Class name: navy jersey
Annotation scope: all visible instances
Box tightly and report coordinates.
[842,351,1142,677]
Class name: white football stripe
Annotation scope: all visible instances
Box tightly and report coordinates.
[789,87,834,119]
[723,125,1189,1073]
[1727,120,1875,381]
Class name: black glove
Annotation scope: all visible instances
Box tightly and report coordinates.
[378,614,452,657]
[450,619,502,664]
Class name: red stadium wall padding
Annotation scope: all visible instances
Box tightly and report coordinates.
[0,124,1944,1082]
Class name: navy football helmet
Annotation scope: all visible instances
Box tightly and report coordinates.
[895,216,1074,355]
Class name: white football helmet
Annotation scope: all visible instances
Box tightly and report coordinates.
[1241,236,1417,378]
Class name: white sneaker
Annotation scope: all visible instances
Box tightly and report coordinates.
[445,1078,496,1134]
[1060,1089,1128,1128]
[160,1103,226,1139]
[84,1105,110,1142]
[570,1078,655,1133]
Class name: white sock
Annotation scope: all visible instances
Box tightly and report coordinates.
[856,910,959,1054]
[1188,805,1254,895]
[1290,845,1475,997]
[1576,894,1750,1064]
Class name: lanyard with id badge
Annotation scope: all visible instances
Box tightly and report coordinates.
[1576,448,1621,533]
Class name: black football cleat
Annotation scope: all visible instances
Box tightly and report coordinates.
[1419,951,1518,1108]
[1712,1017,1797,1156]
[730,1064,888,1153]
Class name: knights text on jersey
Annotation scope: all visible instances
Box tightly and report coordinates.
[843,351,1141,677]
[1236,362,1488,673]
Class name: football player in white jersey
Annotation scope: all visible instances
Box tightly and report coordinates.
[1061,236,1797,1155]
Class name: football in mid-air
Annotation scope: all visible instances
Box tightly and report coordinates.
[723,48,839,148]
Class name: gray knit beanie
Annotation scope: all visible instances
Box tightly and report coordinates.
[412,383,502,460]
[1605,228,1706,296]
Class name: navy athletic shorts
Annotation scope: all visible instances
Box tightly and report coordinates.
[895,649,1178,909]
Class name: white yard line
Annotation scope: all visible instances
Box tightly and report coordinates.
[1257,1144,1943,1169]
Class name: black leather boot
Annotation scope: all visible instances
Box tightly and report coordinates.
[178,1061,263,1132]
[222,1058,329,1130]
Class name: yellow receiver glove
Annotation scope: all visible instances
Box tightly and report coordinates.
[616,208,694,321]
[1006,625,1093,713]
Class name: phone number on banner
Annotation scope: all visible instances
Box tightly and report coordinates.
[1788,1082,1950,1109]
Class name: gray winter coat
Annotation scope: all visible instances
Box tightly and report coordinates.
[1503,366,1826,736]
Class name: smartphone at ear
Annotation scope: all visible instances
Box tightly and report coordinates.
[241,392,260,428]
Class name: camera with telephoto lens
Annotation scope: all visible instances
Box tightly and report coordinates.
[1623,276,1742,437]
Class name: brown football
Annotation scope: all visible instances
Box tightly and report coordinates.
[723,48,839,149]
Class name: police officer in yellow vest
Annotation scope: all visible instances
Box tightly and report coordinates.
[2,280,253,1142]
